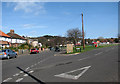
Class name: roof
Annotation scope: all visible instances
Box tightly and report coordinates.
[7,32,25,40]
[0,41,10,45]
[0,30,10,38]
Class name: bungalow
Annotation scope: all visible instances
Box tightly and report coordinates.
[7,29,26,47]
[0,30,11,48]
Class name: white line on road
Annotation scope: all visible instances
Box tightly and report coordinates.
[13,73,20,76]
[25,67,30,71]
[20,71,23,74]
[78,57,90,61]
[55,66,91,80]
[95,52,103,56]
[16,78,23,82]
[3,78,12,82]
[23,74,28,77]
[28,70,34,73]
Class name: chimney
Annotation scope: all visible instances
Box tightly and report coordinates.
[10,29,14,34]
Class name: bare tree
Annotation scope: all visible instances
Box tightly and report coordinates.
[67,28,82,45]
[97,37,104,39]
[97,37,104,42]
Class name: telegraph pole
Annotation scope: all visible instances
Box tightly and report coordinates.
[81,13,85,49]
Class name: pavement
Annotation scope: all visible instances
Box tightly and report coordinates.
[2,45,119,83]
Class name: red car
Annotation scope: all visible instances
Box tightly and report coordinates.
[30,48,39,54]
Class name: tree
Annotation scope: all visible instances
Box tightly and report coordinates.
[97,37,104,40]
[53,36,66,46]
[38,37,47,47]
[87,38,92,44]
[66,28,82,45]
[97,37,104,42]
[114,38,119,43]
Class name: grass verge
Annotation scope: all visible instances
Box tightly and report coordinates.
[66,43,118,54]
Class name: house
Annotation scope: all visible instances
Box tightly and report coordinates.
[0,30,11,48]
[32,41,39,47]
[27,38,39,47]
[7,29,26,47]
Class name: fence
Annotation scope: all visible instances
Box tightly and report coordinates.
[17,49,29,55]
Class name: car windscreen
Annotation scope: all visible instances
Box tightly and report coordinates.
[1,50,6,52]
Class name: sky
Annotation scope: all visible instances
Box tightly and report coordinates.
[1,2,118,39]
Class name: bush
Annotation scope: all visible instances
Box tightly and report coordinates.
[18,43,33,50]
[35,46,40,49]
[0,47,1,49]
[41,44,46,48]
[6,46,18,52]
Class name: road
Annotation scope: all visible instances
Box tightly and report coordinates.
[2,45,119,83]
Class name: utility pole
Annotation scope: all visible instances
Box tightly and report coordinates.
[81,13,85,49]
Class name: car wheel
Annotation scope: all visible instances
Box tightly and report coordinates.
[15,54,17,58]
[7,55,10,59]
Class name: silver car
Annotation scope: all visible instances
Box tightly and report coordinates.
[0,49,17,59]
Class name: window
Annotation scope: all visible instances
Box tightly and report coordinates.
[1,50,6,52]
[7,50,10,52]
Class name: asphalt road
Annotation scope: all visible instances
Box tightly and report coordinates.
[2,45,119,83]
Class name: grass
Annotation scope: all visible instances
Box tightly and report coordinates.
[66,43,118,54]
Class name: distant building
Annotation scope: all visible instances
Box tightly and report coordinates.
[7,30,26,47]
[32,41,38,47]
[0,30,11,48]
[27,38,39,47]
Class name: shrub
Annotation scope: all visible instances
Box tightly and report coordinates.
[18,43,33,50]
[41,44,46,48]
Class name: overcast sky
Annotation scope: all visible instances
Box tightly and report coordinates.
[2,2,118,39]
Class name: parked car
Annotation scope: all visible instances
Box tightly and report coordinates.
[30,48,39,54]
[55,47,60,52]
[0,49,17,59]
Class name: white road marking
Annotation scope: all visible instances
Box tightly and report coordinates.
[95,52,103,55]
[23,74,28,77]
[3,78,12,82]
[13,73,19,76]
[78,57,90,61]
[16,78,23,82]
[34,64,37,66]
[20,71,23,74]
[55,66,91,80]
[40,57,52,63]
[25,67,30,71]
[28,70,34,73]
